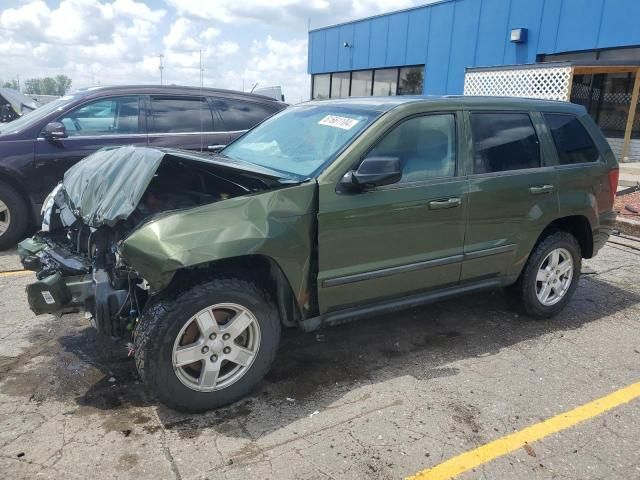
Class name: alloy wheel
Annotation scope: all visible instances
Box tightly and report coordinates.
[0,200,10,235]
[535,247,574,307]
[172,303,261,392]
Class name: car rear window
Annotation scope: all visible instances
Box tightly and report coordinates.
[212,99,278,131]
[543,113,599,164]
[470,112,541,173]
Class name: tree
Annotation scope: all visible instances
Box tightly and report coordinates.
[54,75,72,95]
[1,79,19,90]
[23,75,73,96]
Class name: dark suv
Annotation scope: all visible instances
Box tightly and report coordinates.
[0,85,286,248]
[20,96,618,412]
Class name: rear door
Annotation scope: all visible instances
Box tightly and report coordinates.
[146,95,229,152]
[33,95,146,203]
[317,111,468,313]
[541,113,611,224]
[461,110,559,282]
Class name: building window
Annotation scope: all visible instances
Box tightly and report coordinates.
[312,74,330,100]
[398,67,424,95]
[331,72,350,98]
[570,72,637,139]
[312,65,424,100]
[373,68,398,96]
[350,70,373,97]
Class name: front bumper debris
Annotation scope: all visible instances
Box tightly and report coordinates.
[26,272,92,315]
[18,237,132,337]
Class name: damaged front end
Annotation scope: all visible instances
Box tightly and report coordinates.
[19,145,289,337]
[19,228,142,337]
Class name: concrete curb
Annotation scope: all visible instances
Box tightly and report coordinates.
[614,215,640,236]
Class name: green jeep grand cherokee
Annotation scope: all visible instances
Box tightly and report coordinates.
[19,96,619,412]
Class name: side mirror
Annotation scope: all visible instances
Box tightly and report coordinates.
[42,122,67,141]
[340,156,401,191]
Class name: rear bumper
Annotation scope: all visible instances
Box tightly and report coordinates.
[594,210,617,255]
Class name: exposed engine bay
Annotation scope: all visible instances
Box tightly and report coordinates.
[19,146,285,338]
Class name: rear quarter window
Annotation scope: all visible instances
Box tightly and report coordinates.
[212,99,279,131]
[470,112,541,173]
[543,113,599,165]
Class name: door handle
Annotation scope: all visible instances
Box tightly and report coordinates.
[207,144,227,151]
[529,184,555,195]
[429,197,462,210]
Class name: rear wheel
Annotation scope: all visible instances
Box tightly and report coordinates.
[134,277,281,412]
[508,231,582,319]
[0,181,29,250]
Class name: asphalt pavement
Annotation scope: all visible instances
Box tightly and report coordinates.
[0,241,638,479]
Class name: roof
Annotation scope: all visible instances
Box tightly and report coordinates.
[301,95,585,114]
[73,85,282,103]
[301,95,431,112]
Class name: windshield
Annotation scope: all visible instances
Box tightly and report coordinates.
[0,95,76,134]
[222,105,381,177]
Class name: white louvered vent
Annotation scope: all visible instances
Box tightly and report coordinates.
[464,66,573,101]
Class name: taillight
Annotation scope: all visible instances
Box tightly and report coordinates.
[608,168,619,206]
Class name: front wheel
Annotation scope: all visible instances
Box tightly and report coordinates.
[134,277,281,412]
[507,231,582,319]
[0,181,29,250]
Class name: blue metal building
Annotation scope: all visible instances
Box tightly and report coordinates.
[308,0,640,96]
[307,0,640,160]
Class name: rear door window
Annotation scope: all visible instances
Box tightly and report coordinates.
[211,99,278,131]
[60,96,141,136]
[149,97,213,133]
[543,113,599,164]
[470,112,541,173]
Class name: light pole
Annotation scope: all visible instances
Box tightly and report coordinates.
[158,54,164,85]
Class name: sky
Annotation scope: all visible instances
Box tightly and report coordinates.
[0,0,433,103]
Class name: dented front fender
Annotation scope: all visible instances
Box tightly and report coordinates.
[119,182,317,300]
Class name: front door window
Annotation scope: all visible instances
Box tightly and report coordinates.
[60,96,140,136]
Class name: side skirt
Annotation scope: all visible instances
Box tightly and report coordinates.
[299,278,503,332]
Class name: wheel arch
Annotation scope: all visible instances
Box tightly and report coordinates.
[538,215,594,259]
[165,254,304,328]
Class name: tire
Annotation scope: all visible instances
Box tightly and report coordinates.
[0,181,29,250]
[507,231,582,319]
[134,277,281,412]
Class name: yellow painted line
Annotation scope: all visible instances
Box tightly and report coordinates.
[0,270,30,277]
[407,381,640,480]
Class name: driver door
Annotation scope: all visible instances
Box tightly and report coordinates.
[32,96,147,205]
[316,112,468,313]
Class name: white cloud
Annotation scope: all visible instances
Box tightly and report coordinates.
[200,27,221,41]
[0,0,435,103]
[0,0,166,86]
[163,0,428,28]
[164,18,201,51]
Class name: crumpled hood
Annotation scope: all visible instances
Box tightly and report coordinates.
[62,146,165,228]
[60,145,285,228]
